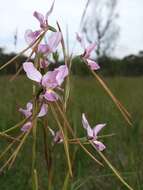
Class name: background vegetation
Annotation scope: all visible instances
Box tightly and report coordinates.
[0,75,142,189]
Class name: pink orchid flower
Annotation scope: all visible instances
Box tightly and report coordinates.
[48,127,63,144]
[19,102,48,132]
[33,0,55,30]
[76,33,100,71]
[82,113,106,151]
[25,29,41,45]
[23,62,68,102]
[37,32,62,55]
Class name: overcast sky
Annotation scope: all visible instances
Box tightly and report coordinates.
[0,0,143,58]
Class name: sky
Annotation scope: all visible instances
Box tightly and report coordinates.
[0,0,143,58]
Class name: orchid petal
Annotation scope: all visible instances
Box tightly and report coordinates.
[54,131,63,143]
[44,91,59,102]
[21,122,32,132]
[84,43,96,58]
[93,140,106,151]
[38,104,48,117]
[19,108,32,118]
[24,29,41,45]
[45,0,55,20]
[82,113,93,138]
[26,102,33,111]
[42,71,58,88]
[55,65,69,85]
[93,124,106,137]
[33,11,45,28]
[47,32,62,53]
[38,44,50,55]
[86,59,100,70]
[23,62,42,83]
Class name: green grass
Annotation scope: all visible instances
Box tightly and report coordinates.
[0,75,143,189]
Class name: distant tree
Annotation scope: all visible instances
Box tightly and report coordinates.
[82,0,119,58]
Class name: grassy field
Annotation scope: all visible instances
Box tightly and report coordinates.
[0,75,143,190]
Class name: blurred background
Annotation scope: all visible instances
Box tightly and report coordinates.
[0,0,143,189]
[0,0,143,75]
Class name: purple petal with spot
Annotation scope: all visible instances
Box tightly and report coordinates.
[93,140,106,151]
[54,131,63,143]
[44,91,59,102]
[42,71,58,88]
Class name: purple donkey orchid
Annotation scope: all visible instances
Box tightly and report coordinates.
[24,29,41,45]
[24,0,55,45]
[19,102,48,132]
[82,113,106,151]
[33,0,55,30]
[76,33,100,71]
[23,62,68,102]
[48,127,63,144]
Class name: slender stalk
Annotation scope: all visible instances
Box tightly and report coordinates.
[91,71,132,126]
[43,119,53,190]
[31,83,38,190]
[0,130,30,172]
[0,31,45,71]
[0,132,20,142]
[32,169,39,190]
[0,134,23,160]
[50,104,73,177]
[90,142,134,190]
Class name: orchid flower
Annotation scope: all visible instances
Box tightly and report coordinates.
[37,32,62,55]
[33,0,55,30]
[19,102,48,132]
[24,29,41,45]
[23,62,68,102]
[82,113,106,151]
[48,127,63,144]
[76,33,100,71]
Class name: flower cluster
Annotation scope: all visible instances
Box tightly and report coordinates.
[21,1,69,134]
[20,1,106,150]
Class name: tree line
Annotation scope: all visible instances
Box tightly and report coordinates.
[1,47,143,77]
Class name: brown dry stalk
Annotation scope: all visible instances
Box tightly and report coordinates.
[92,71,132,126]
